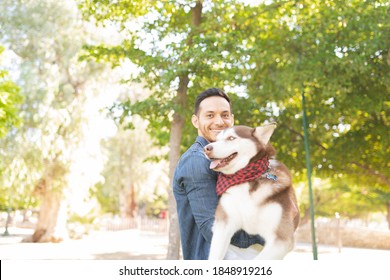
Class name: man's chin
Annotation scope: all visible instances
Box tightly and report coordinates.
[211,130,223,135]
[210,130,222,140]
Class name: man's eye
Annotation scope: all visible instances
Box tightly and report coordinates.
[207,114,213,118]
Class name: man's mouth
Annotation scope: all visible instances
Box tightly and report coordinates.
[209,152,237,170]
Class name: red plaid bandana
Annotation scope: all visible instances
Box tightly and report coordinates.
[216,156,269,196]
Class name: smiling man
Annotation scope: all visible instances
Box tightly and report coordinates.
[191,92,234,142]
[173,88,264,260]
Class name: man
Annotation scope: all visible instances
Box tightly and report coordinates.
[173,88,264,260]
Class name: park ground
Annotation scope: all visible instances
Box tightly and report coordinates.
[1,226,389,260]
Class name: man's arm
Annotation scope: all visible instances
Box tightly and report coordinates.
[231,230,265,248]
[183,154,219,243]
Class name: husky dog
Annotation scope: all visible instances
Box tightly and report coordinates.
[204,123,299,260]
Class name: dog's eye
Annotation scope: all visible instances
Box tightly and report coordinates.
[227,136,236,141]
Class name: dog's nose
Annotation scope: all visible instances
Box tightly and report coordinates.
[204,145,213,152]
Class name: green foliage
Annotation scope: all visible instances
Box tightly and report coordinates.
[91,182,120,214]
[0,46,29,210]
[68,211,97,225]
[80,1,280,150]
[78,0,153,24]
[301,179,388,220]
[142,193,168,218]
[0,46,23,138]
[256,0,390,220]
[92,119,169,215]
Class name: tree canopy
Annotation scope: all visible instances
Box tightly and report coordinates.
[80,0,389,208]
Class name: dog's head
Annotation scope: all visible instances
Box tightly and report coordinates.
[204,123,276,174]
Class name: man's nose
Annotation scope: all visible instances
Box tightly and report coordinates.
[214,115,224,125]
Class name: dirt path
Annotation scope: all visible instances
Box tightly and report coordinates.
[0,227,168,260]
[1,226,390,260]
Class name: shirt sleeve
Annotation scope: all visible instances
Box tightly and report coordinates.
[231,230,265,248]
[180,153,219,243]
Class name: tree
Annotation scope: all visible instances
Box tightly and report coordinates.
[0,0,112,241]
[95,115,169,218]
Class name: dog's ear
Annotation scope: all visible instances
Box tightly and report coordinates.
[253,123,276,145]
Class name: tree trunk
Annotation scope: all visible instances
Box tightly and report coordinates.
[299,208,311,225]
[166,75,189,259]
[119,185,137,218]
[128,184,137,218]
[27,190,68,243]
[167,120,184,259]
[166,0,203,260]
[387,203,390,230]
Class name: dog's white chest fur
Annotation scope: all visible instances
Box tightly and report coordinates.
[218,182,283,237]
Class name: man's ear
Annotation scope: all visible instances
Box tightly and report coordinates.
[253,123,277,145]
[191,114,199,129]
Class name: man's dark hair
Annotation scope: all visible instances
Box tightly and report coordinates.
[194,88,232,115]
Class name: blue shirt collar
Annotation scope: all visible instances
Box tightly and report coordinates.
[195,136,210,147]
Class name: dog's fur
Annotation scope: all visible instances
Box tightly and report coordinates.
[204,123,299,260]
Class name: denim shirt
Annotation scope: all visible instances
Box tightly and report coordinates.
[173,136,264,260]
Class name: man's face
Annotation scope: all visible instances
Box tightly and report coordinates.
[192,96,234,142]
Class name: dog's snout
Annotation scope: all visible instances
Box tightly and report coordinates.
[205,145,213,152]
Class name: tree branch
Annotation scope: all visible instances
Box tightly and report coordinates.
[352,162,390,187]
[279,123,328,150]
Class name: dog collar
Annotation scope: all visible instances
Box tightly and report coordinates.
[216,156,270,196]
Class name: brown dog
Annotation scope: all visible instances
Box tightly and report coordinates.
[204,123,299,259]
